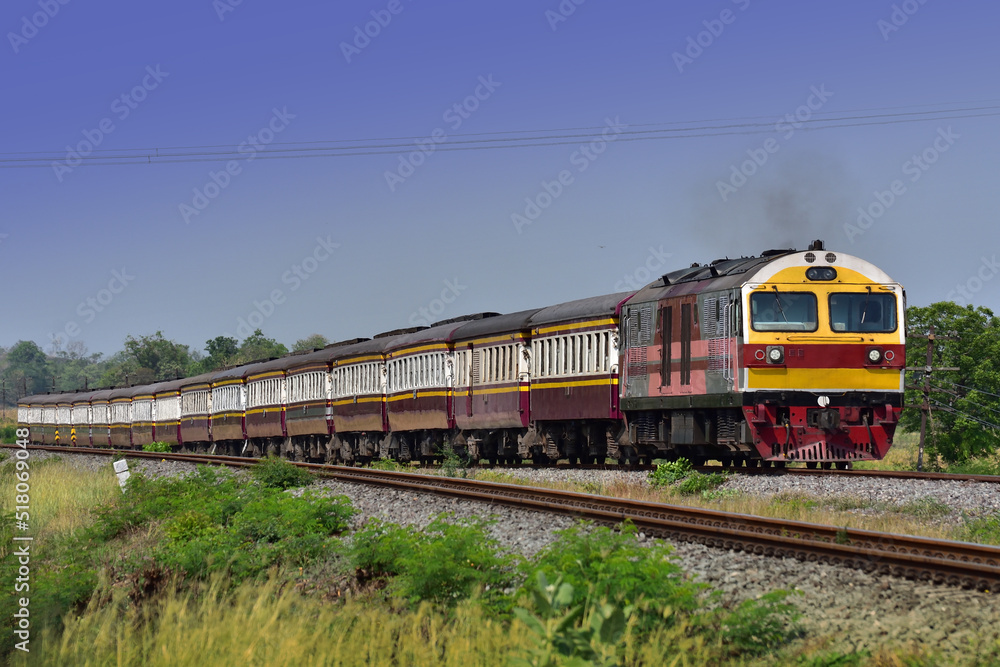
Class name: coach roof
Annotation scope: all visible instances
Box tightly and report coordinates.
[451,308,542,341]
[528,292,634,328]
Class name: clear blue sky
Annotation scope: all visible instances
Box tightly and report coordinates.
[2,0,998,357]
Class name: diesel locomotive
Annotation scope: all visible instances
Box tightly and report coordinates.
[18,240,905,467]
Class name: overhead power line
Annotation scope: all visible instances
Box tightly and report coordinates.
[929,399,1000,431]
[1,102,998,169]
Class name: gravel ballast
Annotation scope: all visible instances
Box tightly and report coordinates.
[23,450,1000,660]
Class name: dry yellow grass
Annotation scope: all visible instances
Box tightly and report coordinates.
[0,455,119,550]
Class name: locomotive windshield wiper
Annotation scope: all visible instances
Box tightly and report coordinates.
[771,286,789,323]
[860,286,872,324]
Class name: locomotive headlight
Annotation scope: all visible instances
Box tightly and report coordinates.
[766,345,784,364]
[866,347,882,364]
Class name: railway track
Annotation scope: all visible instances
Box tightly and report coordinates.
[13,444,1000,591]
[12,444,1000,482]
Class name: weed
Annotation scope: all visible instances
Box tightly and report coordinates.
[677,472,726,495]
[250,456,314,489]
[525,522,704,636]
[771,492,821,512]
[713,589,802,656]
[366,458,408,472]
[956,512,1000,546]
[142,441,172,453]
[649,458,693,488]
[828,496,874,512]
[701,487,740,501]
[945,457,1000,476]
[512,571,631,667]
[438,441,469,478]
[896,497,951,521]
[350,513,519,609]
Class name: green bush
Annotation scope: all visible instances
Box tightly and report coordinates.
[524,522,704,636]
[649,458,693,488]
[142,441,172,453]
[677,472,727,495]
[250,456,314,489]
[87,464,355,587]
[512,571,630,667]
[350,513,519,608]
[0,425,17,444]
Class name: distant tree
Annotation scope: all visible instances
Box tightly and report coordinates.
[199,335,240,372]
[3,341,51,397]
[236,329,288,364]
[903,302,1000,462]
[49,342,105,392]
[292,334,329,352]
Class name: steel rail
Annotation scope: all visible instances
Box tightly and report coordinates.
[12,445,1000,591]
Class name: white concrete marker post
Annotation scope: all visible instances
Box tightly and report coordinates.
[113,459,130,492]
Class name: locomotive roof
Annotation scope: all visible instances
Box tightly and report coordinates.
[630,244,898,302]
[527,292,634,327]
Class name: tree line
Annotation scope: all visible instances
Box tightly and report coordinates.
[0,330,328,400]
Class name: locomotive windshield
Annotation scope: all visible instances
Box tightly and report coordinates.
[829,292,897,333]
[750,291,817,332]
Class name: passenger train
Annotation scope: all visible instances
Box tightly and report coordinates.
[18,240,905,468]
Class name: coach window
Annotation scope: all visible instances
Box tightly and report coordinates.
[750,291,818,332]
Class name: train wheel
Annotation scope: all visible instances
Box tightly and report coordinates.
[821,462,833,470]
[806,462,818,469]
[837,461,852,470]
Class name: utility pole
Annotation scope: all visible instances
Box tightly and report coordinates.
[2,380,5,421]
[905,325,959,471]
